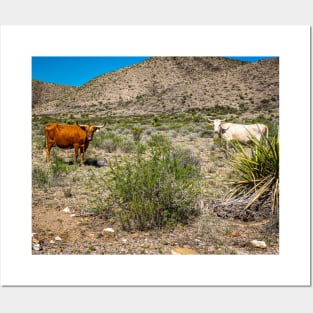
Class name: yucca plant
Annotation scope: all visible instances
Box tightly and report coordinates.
[225,133,279,215]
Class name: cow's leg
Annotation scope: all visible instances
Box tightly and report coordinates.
[74,144,79,165]
[45,146,50,162]
[80,147,85,166]
[225,141,229,159]
[45,142,53,162]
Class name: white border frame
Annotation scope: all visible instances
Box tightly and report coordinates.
[0,25,311,286]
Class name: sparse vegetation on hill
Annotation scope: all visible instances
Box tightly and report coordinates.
[32,80,76,108]
[32,57,279,118]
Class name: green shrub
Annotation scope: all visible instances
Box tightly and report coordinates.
[192,114,204,123]
[104,135,201,230]
[152,115,160,127]
[239,103,247,112]
[94,132,123,153]
[119,138,136,153]
[50,153,71,177]
[102,137,122,153]
[131,127,143,142]
[260,98,270,104]
[32,167,50,187]
[147,133,171,149]
[32,154,72,188]
[167,130,177,138]
[200,129,214,138]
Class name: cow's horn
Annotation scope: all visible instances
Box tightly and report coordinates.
[207,117,214,122]
[95,124,105,128]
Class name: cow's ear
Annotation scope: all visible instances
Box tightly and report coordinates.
[220,123,229,132]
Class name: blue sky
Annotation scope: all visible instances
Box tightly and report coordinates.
[32,57,151,87]
[32,56,275,87]
[225,56,275,62]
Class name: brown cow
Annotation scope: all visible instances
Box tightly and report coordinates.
[44,123,104,165]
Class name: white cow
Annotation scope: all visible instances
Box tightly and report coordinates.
[208,118,268,145]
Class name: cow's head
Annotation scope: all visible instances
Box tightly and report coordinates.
[207,118,222,133]
[212,119,222,134]
[78,123,105,141]
[207,118,228,136]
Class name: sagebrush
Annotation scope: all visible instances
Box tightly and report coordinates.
[102,135,202,230]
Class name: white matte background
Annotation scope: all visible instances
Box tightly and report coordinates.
[0,1,312,312]
[1,25,309,286]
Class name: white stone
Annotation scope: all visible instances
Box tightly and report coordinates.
[62,207,71,213]
[103,228,115,233]
[171,247,199,255]
[249,240,267,249]
[55,236,62,241]
[33,244,42,251]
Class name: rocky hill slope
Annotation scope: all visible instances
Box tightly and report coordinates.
[32,57,279,117]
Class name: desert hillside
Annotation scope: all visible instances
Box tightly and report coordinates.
[32,57,279,117]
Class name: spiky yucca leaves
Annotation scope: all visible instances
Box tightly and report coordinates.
[226,134,279,215]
